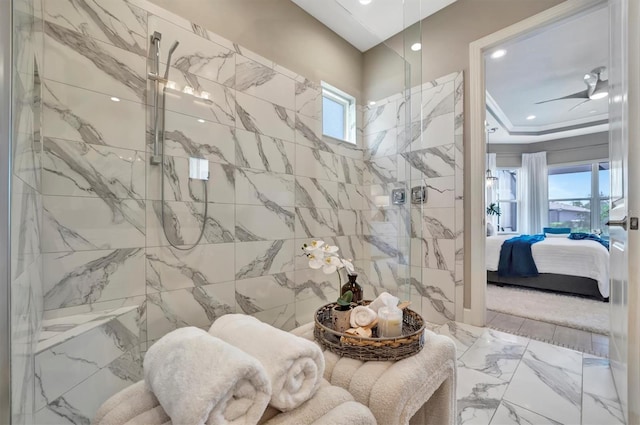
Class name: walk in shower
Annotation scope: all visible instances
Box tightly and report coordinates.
[2,0,464,422]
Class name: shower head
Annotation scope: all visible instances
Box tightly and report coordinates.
[163,41,180,80]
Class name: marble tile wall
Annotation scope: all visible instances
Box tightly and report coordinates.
[11,0,44,423]
[39,0,366,353]
[362,71,464,325]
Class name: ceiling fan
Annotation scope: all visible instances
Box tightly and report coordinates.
[535,66,609,110]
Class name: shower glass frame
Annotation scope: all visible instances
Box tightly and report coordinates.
[0,0,13,422]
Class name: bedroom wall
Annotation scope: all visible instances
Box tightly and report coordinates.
[491,132,609,168]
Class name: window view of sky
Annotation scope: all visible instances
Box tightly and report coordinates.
[548,168,610,199]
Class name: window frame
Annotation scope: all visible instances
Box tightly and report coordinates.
[547,160,610,234]
[495,168,519,233]
[321,81,356,144]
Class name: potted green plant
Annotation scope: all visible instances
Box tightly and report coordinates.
[331,290,353,333]
[486,203,502,235]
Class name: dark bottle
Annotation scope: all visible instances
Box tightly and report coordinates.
[341,273,363,303]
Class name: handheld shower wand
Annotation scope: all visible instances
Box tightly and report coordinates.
[148,34,207,251]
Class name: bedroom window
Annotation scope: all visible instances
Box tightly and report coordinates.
[496,169,518,232]
[547,162,610,234]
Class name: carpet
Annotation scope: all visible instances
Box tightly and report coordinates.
[486,284,609,334]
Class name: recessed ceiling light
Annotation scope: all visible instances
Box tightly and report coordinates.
[591,91,609,100]
[197,118,205,123]
[526,115,536,120]
[411,43,421,52]
[110,97,120,102]
[368,101,376,106]
[490,49,507,59]
[359,0,372,4]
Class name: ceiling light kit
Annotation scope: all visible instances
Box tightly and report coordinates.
[359,0,372,4]
[526,115,536,120]
[490,49,507,59]
[411,42,422,51]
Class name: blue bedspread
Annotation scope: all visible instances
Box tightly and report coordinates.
[569,232,610,250]
[497,234,545,277]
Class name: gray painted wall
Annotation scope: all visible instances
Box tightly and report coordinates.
[491,132,609,168]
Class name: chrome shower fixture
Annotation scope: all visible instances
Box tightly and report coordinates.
[147,31,207,251]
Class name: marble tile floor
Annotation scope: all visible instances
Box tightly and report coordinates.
[435,321,624,425]
[486,310,609,357]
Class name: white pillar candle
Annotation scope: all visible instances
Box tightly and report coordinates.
[378,306,403,337]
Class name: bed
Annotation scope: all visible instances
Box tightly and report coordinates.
[486,234,610,301]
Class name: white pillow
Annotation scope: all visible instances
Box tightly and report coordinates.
[545,233,569,238]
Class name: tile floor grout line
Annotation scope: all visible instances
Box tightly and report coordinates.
[486,323,608,358]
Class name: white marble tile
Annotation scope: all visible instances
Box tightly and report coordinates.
[234,129,294,174]
[337,210,359,236]
[43,21,146,102]
[364,156,397,185]
[236,272,296,314]
[423,207,456,240]
[400,145,456,180]
[457,365,509,425]
[42,195,145,252]
[148,14,235,87]
[43,79,146,151]
[363,102,398,135]
[42,295,145,322]
[235,168,295,207]
[295,145,340,182]
[43,138,145,200]
[43,0,147,56]
[295,113,335,153]
[295,207,338,238]
[235,239,294,280]
[161,70,236,127]
[42,249,145,310]
[35,309,139,410]
[235,204,294,242]
[417,268,456,324]
[146,201,234,247]
[459,329,529,382]
[436,322,485,359]
[251,303,296,332]
[11,178,41,281]
[503,340,583,424]
[147,156,235,204]
[295,78,321,120]
[145,282,235,340]
[146,243,235,292]
[235,91,295,143]
[337,183,364,210]
[490,400,561,425]
[582,355,625,425]
[35,350,142,425]
[234,55,295,110]
[156,110,235,164]
[364,128,397,159]
[295,177,338,209]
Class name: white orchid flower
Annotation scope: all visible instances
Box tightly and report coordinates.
[341,258,355,275]
[304,240,324,252]
[320,244,339,254]
[307,250,325,269]
[321,255,343,274]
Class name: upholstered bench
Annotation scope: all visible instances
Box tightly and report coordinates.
[292,323,457,425]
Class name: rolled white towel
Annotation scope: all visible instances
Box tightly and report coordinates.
[209,314,325,411]
[349,306,377,328]
[368,292,399,313]
[144,327,271,425]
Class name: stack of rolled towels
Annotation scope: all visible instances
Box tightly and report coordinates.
[94,315,333,425]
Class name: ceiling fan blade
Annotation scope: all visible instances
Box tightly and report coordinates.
[535,89,590,104]
[568,99,591,112]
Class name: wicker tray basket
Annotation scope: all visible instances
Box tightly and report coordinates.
[313,301,426,361]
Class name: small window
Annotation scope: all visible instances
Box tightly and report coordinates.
[496,169,518,232]
[322,82,355,144]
